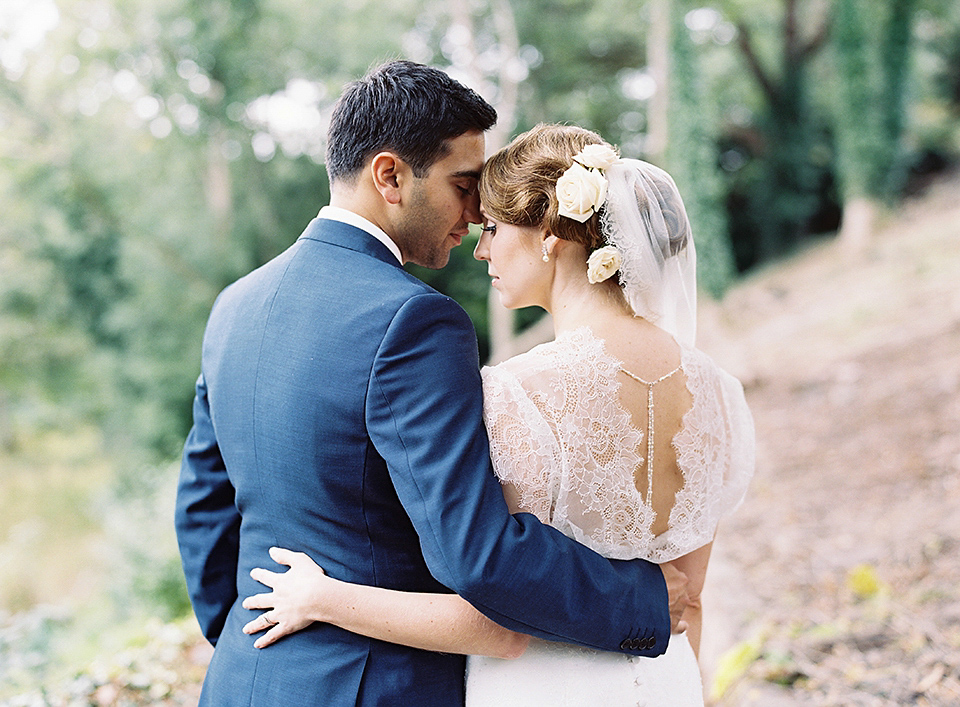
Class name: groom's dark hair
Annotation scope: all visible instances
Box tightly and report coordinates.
[325,60,497,183]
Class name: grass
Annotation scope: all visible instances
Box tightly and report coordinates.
[0,425,196,701]
[0,426,114,612]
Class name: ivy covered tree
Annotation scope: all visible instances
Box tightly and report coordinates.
[727,0,832,260]
[664,0,736,299]
[832,0,917,255]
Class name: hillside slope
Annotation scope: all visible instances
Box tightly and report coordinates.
[699,170,960,706]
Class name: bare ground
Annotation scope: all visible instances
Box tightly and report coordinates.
[698,169,960,706]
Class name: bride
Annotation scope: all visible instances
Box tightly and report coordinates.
[241,124,754,705]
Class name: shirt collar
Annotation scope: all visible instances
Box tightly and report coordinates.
[317,206,403,265]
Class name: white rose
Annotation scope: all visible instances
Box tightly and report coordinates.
[555,162,608,223]
[574,144,619,170]
[586,245,622,284]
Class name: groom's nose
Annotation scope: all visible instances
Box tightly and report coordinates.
[463,192,482,225]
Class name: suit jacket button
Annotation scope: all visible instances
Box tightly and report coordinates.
[645,637,656,650]
[631,638,642,650]
[620,639,632,651]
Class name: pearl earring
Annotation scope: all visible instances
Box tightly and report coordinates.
[541,243,550,262]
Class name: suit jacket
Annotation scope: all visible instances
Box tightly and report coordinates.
[175,217,670,706]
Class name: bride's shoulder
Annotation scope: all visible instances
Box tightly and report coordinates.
[680,345,751,409]
[481,344,558,388]
[482,328,602,395]
[493,328,603,372]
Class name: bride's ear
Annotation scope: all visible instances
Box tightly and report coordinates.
[542,233,561,256]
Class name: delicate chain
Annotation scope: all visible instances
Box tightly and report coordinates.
[619,364,682,504]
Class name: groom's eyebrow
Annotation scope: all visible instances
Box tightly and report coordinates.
[452,169,482,180]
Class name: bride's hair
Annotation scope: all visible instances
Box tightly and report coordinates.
[479,124,609,250]
[483,123,698,344]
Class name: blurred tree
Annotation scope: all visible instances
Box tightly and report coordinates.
[664,1,736,298]
[725,0,832,260]
[832,0,917,255]
[1,0,958,467]
[0,0,419,458]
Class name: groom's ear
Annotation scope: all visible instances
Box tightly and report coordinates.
[370,151,408,206]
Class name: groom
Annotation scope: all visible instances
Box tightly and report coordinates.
[176,60,687,706]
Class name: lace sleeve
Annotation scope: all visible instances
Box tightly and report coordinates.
[670,349,755,551]
[480,365,560,523]
[716,368,755,518]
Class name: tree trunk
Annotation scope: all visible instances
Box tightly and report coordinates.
[487,0,521,153]
[732,0,830,260]
[646,0,671,164]
[450,0,547,362]
[204,129,234,254]
[839,196,879,257]
[487,306,554,365]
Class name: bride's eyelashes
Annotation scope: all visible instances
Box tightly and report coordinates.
[481,224,497,235]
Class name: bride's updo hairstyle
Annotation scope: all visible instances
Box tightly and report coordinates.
[479,124,608,250]
[482,123,699,346]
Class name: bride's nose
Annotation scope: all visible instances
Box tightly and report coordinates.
[474,230,491,261]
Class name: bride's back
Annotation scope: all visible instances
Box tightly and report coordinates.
[482,317,752,565]
[594,317,694,538]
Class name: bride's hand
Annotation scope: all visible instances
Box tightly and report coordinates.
[242,547,331,648]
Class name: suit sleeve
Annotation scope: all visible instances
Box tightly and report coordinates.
[175,372,241,646]
[365,293,671,656]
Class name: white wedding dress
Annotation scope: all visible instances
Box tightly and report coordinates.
[466,326,755,707]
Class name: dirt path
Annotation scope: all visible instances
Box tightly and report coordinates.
[696,171,960,705]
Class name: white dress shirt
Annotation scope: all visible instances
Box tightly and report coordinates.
[317,206,403,265]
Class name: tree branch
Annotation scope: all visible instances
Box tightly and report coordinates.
[800,13,831,59]
[735,21,778,101]
[784,0,799,58]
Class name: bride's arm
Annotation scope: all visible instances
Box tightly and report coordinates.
[242,547,530,659]
[664,541,713,658]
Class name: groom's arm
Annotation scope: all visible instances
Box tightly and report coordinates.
[175,372,241,646]
[366,293,672,657]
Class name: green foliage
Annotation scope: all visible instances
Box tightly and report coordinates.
[666,1,735,298]
[512,0,647,140]
[833,0,918,202]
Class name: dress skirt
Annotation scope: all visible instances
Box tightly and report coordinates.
[466,632,703,707]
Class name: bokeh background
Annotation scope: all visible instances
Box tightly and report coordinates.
[2,0,959,704]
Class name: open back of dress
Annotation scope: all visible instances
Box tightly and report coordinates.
[481,326,754,564]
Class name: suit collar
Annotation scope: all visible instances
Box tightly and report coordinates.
[297,217,403,268]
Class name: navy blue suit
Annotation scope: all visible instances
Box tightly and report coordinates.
[175,216,670,706]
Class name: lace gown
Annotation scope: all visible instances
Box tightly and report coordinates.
[466,327,755,707]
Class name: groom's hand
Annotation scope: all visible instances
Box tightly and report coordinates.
[660,563,689,634]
